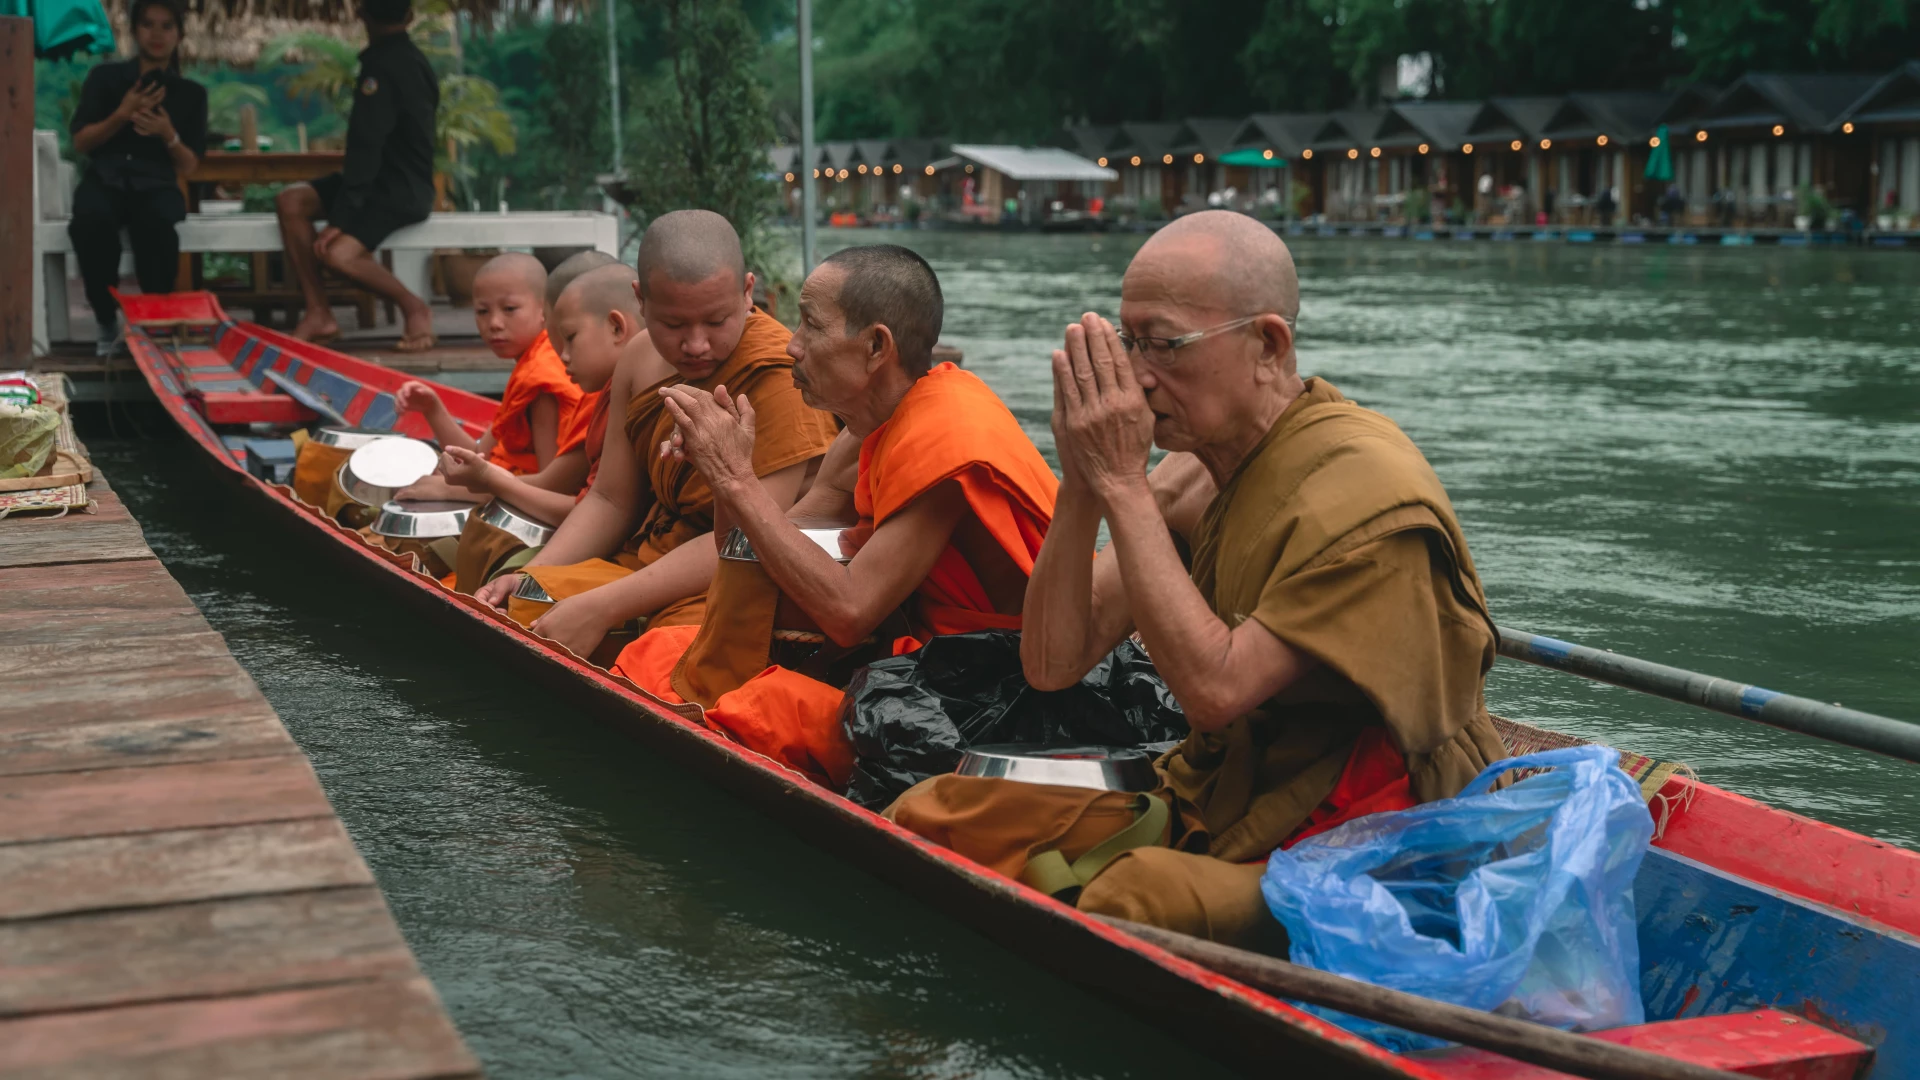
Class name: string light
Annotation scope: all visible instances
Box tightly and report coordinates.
[1510,140,1522,151]
[838,169,849,179]
[1130,155,1141,166]
[1540,138,1552,150]
[1772,125,1785,136]
[1369,147,1381,158]
[857,164,868,174]
[1347,148,1358,159]
[812,168,820,178]
[1097,157,1108,166]
[1193,152,1205,163]
[1417,143,1430,154]
[1302,149,1313,160]
[1462,143,1473,154]
[1162,154,1173,164]
[892,163,903,174]
[924,164,935,175]
[1842,122,1855,134]
[1649,136,1661,148]
[1262,149,1274,159]
[784,172,794,182]
[1596,135,1609,147]
[1695,130,1708,142]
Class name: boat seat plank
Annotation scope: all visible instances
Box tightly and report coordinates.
[0,887,418,1017]
[1414,1008,1872,1078]
[0,709,296,778]
[0,754,335,845]
[0,479,147,568]
[0,819,373,920]
[0,976,480,1078]
[199,390,320,425]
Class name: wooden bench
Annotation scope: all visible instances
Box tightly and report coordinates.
[32,132,620,347]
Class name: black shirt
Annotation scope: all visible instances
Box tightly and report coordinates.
[69,60,208,191]
[339,31,439,224]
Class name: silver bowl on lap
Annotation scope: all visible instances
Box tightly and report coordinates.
[717,526,852,565]
[336,436,439,507]
[312,426,393,451]
[371,500,473,539]
[955,745,1161,793]
[476,498,556,548]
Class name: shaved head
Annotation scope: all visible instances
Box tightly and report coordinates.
[546,250,620,309]
[1127,210,1299,328]
[474,252,548,297]
[558,263,642,319]
[634,209,746,299]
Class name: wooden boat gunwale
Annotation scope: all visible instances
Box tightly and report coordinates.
[119,294,1919,1078]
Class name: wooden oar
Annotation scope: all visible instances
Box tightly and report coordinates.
[1495,626,1920,764]
[1096,916,1745,1080]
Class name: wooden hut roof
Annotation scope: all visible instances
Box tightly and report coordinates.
[1540,93,1670,142]
[1466,96,1562,142]
[1170,117,1246,159]
[1113,122,1183,161]
[1379,101,1479,149]
[1059,124,1122,160]
[1233,113,1325,160]
[1697,72,1883,134]
[1308,108,1386,152]
[1842,61,1920,125]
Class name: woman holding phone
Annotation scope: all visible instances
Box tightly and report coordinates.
[67,0,207,355]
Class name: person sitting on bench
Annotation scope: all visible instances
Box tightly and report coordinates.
[272,0,439,351]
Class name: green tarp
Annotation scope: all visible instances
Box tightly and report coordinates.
[3,0,112,58]
[1219,147,1289,168]
[1644,123,1674,183]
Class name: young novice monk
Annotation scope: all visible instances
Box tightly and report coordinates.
[444,264,673,592]
[395,252,588,501]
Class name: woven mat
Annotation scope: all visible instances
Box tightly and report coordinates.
[1492,715,1683,805]
[0,374,94,518]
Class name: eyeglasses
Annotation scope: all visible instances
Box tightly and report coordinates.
[1116,313,1291,369]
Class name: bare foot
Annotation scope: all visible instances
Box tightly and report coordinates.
[393,307,437,353]
[291,311,341,342]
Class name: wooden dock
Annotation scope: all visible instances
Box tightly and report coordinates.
[0,473,479,1077]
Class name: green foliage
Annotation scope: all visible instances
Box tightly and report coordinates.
[1404,185,1431,224]
[263,31,364,118]
[618,0,780,270]
[208,81,271,134]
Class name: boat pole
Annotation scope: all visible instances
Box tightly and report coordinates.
[1497,626,1920,765]
[797,0,818,273]
[1099,917,1746,1080]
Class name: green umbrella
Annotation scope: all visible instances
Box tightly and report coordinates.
[3,0,113,58]
[1219,147,1290,168]
[1643,123,1674,183]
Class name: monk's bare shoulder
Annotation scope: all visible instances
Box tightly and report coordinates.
[626,329,675,392]
[1148,452,1216,540]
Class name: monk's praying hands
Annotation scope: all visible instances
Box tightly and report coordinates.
[658,383,757,491]
[1052,312,1155,500]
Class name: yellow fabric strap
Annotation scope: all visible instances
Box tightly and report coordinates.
[1019,793,1170,898]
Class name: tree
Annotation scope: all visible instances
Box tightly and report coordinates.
[618,0,781,270]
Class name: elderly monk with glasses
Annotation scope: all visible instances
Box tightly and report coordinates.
[885,211,1509,946]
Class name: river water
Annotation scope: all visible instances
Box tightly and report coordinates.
[87,230,1919,1078]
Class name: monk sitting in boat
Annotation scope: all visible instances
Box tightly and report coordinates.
[474,210,839,659]
[609,244,1058,789]
[886,211,1508,946]
[395,252,591,501]
[443,263,675,592]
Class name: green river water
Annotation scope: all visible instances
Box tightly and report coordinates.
[86,230,1920,1078]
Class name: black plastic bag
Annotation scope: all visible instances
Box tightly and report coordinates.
[839,630,1188,808]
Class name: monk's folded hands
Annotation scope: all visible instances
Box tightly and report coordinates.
[1054,313,1155,503]
[657,383,758,493]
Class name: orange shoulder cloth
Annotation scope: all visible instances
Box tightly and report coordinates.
[851,362,1058,637]
[620,310,839,567]
[488,331,590,475]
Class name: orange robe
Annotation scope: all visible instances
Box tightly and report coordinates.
[568,390,611,500]
[613,363,1059,788]
[509,311,838,630]
[487,331,590,475]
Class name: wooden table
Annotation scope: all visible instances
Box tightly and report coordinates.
[189,150,346,199]
[0,473,479,1077]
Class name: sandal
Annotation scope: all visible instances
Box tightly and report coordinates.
[393,333,438,354]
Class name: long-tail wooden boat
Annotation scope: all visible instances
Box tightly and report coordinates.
[121,292,1918,1078]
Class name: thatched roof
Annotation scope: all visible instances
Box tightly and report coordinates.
[109,0,574,66]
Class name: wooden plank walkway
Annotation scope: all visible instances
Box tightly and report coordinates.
[0,474,480,1078]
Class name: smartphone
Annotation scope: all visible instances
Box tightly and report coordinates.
[136,69,164,91]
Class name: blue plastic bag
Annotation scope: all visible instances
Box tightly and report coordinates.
[1261,745,1653,1050]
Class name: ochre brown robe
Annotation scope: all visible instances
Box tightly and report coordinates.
[508,310,838,631]
[1077,377,1508,941]
[612,363,1058,787]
